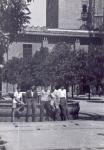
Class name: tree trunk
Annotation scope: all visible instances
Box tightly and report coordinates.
[88,85,91,100]
[6,81,8,93]
[13,84,15,92]
[71,84,74,99]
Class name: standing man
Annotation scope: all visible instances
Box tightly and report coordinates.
[58,86,68,120]
[37,86,42,104]
[25,86,38,122]
[51,87,61,121]
[40,86,50,121]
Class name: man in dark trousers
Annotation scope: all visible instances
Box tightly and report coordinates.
[58,86,68,120]
[25,86,38,122]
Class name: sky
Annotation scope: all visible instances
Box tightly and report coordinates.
[28,0,46,27]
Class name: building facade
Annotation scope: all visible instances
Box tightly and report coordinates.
[46,0,104,30]
[94,0,104,29]
[46,0,82,29]
[4,27,103,62]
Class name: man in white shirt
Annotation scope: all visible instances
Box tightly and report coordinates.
[58,87,66,99]
[58,86,68,121]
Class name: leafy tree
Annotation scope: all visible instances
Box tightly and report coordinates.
[0,0,31,81]
[3,57,22,85]
[41,43,90,98]
[31,47,49,86]
[4,41,104,98]
[3,47,49,91]
[88,46,104,95]
[0,0,30,43]
[42,43,71,87]
[0,0,30,95]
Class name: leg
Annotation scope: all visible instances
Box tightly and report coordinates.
[44,101,49,121]
[25,99,31,122]
[62,106,67,120]
[31,99,36,122]
[11,108,15,122]
[60,101,67,121]
[40,101,44,122]
[55,108,61,121]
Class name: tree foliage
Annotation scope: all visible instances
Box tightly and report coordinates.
[3,57,22,85]
[3,47,49,90]
[3,42,104,94]
[0,0,30,42]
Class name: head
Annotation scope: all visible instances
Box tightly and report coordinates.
[61,86,64,90]
[44,86,48,92]
[17,87,21,92]
[51,86,55,92]
[31,86,36,91]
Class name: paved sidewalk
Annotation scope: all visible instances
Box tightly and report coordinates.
[0,100,104,150]
[0,121,104,150]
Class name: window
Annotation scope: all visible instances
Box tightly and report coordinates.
[95,0,103,16]
[23,44,32,58]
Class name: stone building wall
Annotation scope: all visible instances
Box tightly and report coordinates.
[46,0,83,29]
[4,41,55,61]
[46,0,104,30]
[58,0,82,29]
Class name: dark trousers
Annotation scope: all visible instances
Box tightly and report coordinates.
[40,101,50,121]
[40,101,61,121]
[54,107,61,121]
[59,98,68,121]
[25,98,36,122]
[37,95,41,104]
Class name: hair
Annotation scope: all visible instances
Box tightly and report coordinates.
[17,86,21,90]
[31,86,36,90]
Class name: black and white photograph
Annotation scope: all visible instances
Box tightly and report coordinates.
[0,0,104,149]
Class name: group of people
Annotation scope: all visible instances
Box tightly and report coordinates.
[13,85,68,122]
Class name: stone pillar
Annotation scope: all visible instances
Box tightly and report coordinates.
[75,39,80,51]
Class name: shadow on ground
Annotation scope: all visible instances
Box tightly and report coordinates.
[79,112,104,121]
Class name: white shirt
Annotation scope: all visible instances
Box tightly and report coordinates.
[41,90,50,101]
[31,91,34,97]
[53,89,60,98]
[13,91,23,108]
[51,89,60,108]
[14,91,22,101]
[58,89,66,99]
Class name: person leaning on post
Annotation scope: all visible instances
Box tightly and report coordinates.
[25,86,38,122]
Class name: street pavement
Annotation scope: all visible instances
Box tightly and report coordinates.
[0,100,104,150]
